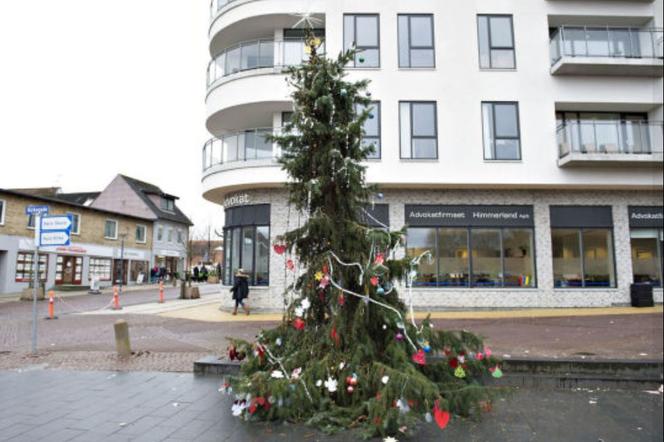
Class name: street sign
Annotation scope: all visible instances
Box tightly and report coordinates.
[41,215,72,231]
[38,215,72,247]
[25,205,49,216]
[39,231,71,247]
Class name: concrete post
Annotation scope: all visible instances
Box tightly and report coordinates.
[114,320,131,358]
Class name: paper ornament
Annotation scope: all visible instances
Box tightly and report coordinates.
[396,398,411,414]
[275,337,283,347]
[374,253,385,266]
[433,400,451,430]
[347,385,354,394]
[484,347,493,358]
[315,379,323,387]
[324,377,338,393]
[293,318,305,330]
[395,332,405,342]
[454,367,466,379]
[381,376,390,385]
[286,259,295,271]
[315,271,324,281]
[273,244,287,255]
[271,370,285,379]
[291,367,302,380]
[301,298,311,310]
[490,366,503,379]
[424,412,433,423]
[370,276,379,287]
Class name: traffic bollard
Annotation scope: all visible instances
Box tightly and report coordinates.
[112,286,122,310]
[159,281,164,304]
[45,290,58,320]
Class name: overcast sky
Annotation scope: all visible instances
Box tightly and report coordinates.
[0,1,220,236]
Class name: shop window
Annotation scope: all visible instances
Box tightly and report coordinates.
[631,229,663,287]
[400,102,438,159]
[344,14,380,67]
[135,225,147,243]
[0,199,6,225]
[89,258,112,282]
[356,102,381,159]
[407,227,536,288]
[478,15,516,69]
[398,14,435,68]
[224,226,270,287]
[482,102,521,160]
[552,228,616,288]
[15,252,48,282]
[104,219,118,239]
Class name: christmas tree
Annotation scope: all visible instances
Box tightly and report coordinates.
[225,31,502,439]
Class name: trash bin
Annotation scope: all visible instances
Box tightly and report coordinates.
[630,283,654,308]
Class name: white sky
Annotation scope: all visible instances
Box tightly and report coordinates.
[0,1,221,236]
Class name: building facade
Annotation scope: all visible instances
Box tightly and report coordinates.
[203,0,664,309]
[0,189,153,295]
[91,175,192,276]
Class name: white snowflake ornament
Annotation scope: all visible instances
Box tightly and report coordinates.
[324,377,338,393]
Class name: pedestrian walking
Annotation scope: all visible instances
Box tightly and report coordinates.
[230,268,250,316]
[193,265,200,283]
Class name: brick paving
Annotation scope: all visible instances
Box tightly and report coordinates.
[0,370,661,441]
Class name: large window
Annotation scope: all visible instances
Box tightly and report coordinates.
[104,220,118,240]
[400,102,438,159]
[552,229,616,288]
[223,204,271,286]
[136,225,147,244]
[482,102,521,160]
[407,227,535,288]
[344,14,380,67]
[631,229,663,287]
[89,258,112,282]
[398,14,435,68]
[0,199,5,225]
[15,252,48,282]
[478,15,516,69]
[357,102,381,159]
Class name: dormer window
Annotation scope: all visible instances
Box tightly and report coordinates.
[161,198,175,212]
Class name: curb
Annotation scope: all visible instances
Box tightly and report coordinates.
[194,356,663,390]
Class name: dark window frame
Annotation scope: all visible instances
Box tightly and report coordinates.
[630,227,663,288]
[223,224,271,287]
[0,199,5,226]
[482,101,522,161]
[344,13,381,68]
[398,14,436,68]
[477,14,517,69]
[406,226,538,289]
[399,101,439,160]
[552,227,618,289]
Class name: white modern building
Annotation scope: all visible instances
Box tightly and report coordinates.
[202,0,664,309]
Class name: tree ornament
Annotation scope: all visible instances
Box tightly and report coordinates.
[412,349,427,366]
[374,253,385,266]
[338,293,346,306]
[433,400,451,430]
[347,385,355,394]
[490,366,503,379]
[271,370,285,379]
[273,244,287,255]
[454,366,466,379]
[315,379,323,387]
[475,352,484,361]
[286,259,295,271]
[396,398,411,414]
[381,376,390,385]
[449,358,459,369]
[324,377,338,393]
[484,347,493,358]
[275,337,283,347]
[424,412,433,423]
[376,286,385,296]
[370,276,379,287]
[395,332,405,342]
[314,271,324,281]
[423,341,432,353]
[293,318,305,330]
[340,89,348,96]
[383,437,398,442]
[330,326,340,346]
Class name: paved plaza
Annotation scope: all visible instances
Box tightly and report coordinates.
[0,369,661,442]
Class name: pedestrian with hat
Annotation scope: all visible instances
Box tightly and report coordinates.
[230,268,250,316]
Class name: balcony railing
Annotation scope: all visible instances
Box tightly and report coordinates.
[207,38,325,89]
[203,128,284,171]
[210,0,240,18]
[557,120,664,158]
[550,26,663,65]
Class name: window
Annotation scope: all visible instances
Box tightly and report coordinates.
[136,225,147,243]
[177,229,184,244]
[482,102,521,160]
[0,199,5,225]
[157,225,164,241]
[631,229,663,287]
[15,252,48,282]
[344,14,380,67]
[67,213,80,235]
[223,204,271,286]
[398,14,435,68]
[406,227,536,288]
[357,102,381,159]
[552,229,616,288]
[161,198,175,212]
[167,229,173,243]
[104,219,118,239]
[478,15,516,69]
[89,258,112,282]
[400,102,438,159]
[27,214,36,229]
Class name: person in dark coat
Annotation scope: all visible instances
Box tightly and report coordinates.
[230,268,250,316]
[193,265,200,283]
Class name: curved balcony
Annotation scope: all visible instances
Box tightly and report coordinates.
[207,38,321,92]
[201,128,288,203]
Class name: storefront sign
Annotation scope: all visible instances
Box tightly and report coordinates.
[629,206,664,228]
[55,246,87,255]
[550,206,613,228]
[223,193,250,209]
[157,250,182,258]
[406,205,534,227]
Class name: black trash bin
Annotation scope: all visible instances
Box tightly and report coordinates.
[630,283,654,308]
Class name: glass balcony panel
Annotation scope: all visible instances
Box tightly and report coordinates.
[224,135,239,163]
[241,42,260,70]
[225,46,241,75]
[594,122,621,153]
[563,27,587,57]
[557,121,662,158]
[586,28,610,57]
[609,29,636,58]
[255,130,273,159]
[258,41,275,67]
[283,40,306,66]
[579,122,598,153]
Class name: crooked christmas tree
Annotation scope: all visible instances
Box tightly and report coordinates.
[224,31,502,439]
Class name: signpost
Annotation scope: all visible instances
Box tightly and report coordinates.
[25,206,49,354]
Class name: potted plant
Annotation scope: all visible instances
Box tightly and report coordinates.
[207,270,219,284]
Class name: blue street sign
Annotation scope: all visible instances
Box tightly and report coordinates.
[25,205,49,216]
[38,215,72,247]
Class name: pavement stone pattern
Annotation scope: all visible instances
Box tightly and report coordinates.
[232,188,664,309]
[0,369,661,441]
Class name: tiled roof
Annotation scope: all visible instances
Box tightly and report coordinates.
[120,175,193,226]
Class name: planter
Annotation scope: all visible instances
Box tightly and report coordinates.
[207,276,219,284]
[20,286,45,301]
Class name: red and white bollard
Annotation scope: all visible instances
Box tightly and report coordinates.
[159,281,164,304]
[112,286,122,310]
[45,290,58,320]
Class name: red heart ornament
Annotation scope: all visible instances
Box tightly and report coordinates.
[293,318,305,330]
[370,276,379,287]
[433,400,450,430]
[286,259,295,271]
[412,349,426,366]
[273,244,287,255]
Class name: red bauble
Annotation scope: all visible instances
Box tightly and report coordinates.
[370,276,379,287]
[293,318,305,330]
[349,377,358,386]
[345,376,353,385]
[338,293,346,306]
[449,358,459,369]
